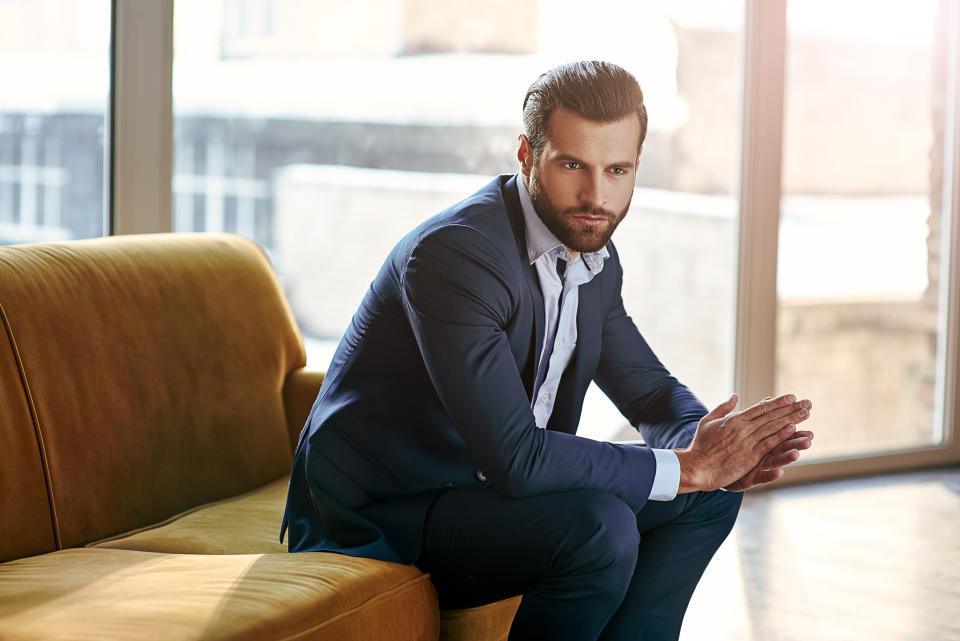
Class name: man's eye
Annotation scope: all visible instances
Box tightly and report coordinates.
[564,161,580,169]
[611,167,626,175]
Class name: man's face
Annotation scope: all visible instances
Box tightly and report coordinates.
[519,107,641,255]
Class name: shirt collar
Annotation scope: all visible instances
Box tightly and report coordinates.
[516,173,609,275]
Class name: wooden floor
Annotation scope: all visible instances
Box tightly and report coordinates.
[679,466,960,641]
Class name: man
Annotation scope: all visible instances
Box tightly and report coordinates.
[282,60,814,640]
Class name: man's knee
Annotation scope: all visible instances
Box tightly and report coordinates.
[551,490,640,586]
[701,488,743,538]
[720,488,743,519]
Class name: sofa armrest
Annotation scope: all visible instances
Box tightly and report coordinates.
[282,368,325,454]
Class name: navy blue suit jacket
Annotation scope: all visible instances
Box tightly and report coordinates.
[282,174,706,564]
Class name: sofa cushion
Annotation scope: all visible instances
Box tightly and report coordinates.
[89,476,520,640]
[0,233,306,548]
[0,548,438,641]
[91,476,290,555]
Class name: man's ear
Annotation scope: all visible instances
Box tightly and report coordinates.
[517,134,534,177]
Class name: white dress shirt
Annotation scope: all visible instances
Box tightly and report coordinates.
[516,175,680,501]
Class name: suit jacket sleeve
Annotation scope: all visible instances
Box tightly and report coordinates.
[401,223,657,512]
[593,257,707,450]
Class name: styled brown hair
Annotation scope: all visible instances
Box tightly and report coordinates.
[522,60,648,160]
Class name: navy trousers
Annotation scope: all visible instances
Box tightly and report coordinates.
[416,486,743,641]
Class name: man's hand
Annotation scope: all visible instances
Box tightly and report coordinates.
[674,393,813,493]
[723,426,814,491]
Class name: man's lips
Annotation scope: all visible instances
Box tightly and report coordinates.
[571,214,609,227]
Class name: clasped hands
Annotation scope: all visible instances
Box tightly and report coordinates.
[675,393,814,493]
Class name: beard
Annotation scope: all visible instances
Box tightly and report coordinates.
[527,172,631,254]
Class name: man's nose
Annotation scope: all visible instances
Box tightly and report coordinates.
[577,171,607,209]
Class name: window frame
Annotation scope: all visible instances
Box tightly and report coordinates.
[109,0,173,235]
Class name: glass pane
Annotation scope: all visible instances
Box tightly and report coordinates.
[777,0,948,458]
[0,0,110,244]
[173,0,743,441]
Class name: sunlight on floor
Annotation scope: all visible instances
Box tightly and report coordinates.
[681,469,960,641]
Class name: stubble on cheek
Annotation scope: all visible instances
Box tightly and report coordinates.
[527,171,631,254]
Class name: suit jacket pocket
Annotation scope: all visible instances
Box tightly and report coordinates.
[311,422,406,500]
[308,449,375,510]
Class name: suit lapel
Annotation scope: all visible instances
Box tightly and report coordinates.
[501,175,545,386]
[573,274,603,385]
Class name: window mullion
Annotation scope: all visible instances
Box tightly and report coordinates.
[937,0,960,459]
[734,0,787,407]
[110,0,173,235]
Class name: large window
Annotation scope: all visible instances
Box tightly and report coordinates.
[776,0,951,460]
[0,0,110,244]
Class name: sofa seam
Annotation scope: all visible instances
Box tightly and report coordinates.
[0,297,61,548]
[86,475,290,547]
[274,572,438,641]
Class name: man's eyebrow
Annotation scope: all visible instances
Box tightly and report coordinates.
[553,154,635,168]
[554,154,586,164]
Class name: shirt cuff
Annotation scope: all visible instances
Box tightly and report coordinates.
[649,448,681,501]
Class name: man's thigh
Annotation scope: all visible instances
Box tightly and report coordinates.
[417,487,641,609]
[416,486,740,606]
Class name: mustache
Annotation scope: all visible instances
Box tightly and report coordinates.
[562,205,616,219]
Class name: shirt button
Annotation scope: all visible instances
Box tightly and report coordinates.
[556,339,563,348]
[541,393,550,404]
[475,469,487,482]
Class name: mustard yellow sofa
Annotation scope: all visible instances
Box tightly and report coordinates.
[0,233,519,641]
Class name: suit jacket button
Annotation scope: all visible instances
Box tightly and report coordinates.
[475,469,487,482]
[441,481,455,488]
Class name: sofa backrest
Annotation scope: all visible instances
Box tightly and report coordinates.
[1,317,58,562]
[0,233,306,551]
